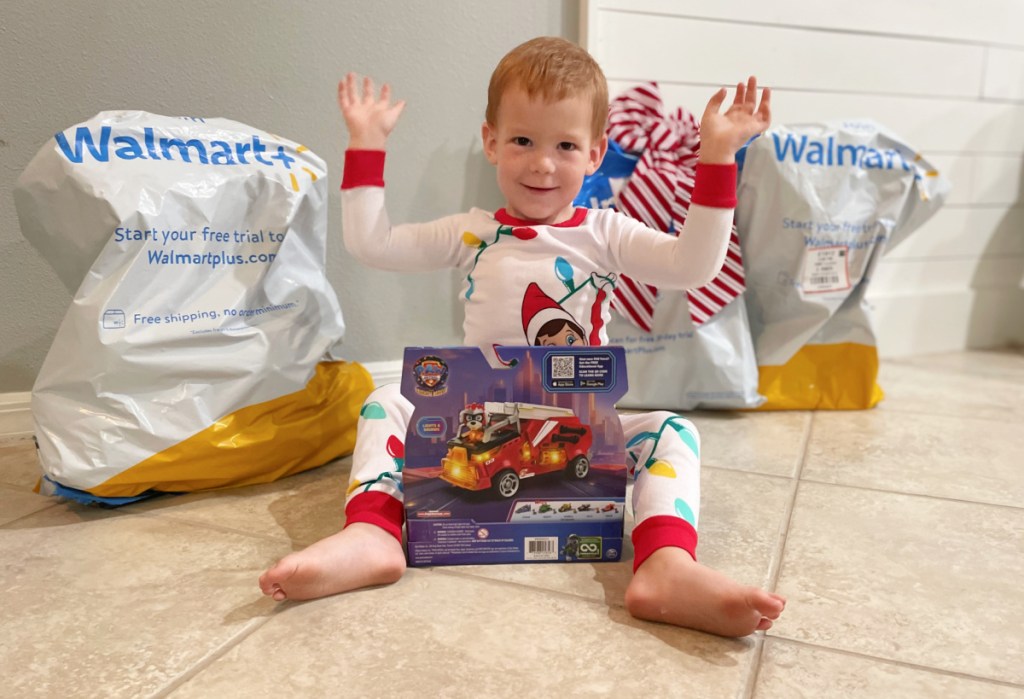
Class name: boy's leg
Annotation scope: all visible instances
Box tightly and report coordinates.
[620,411,786,637]
[259,383,410,601]
[621,411,702,567]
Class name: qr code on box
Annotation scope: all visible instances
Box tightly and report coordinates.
[551,355,575,380]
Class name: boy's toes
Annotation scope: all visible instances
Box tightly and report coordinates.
[258,558,298,598]
[749,589,786,620]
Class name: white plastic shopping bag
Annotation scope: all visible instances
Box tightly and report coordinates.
[736,119,950,409]
[15,111,373,503]
[578,83,762,410]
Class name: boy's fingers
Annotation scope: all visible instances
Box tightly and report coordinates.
[704,87,727,116]
[338,79,354,110]
[758,87,772,121]
[363,76,374,102]
[745,76,758,107]
[381,83,391,104]
[343,73,357,106]
[732,82,745,107]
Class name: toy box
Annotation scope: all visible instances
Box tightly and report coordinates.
[401,346,628,566]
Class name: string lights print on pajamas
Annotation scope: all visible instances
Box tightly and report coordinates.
[626,415,700,526]
[462,225,538,300]
[462,224,618,346]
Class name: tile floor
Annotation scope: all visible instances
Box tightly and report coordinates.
[1,350,1022,698]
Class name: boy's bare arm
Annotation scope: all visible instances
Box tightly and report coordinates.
[337,72,406,150]
[697,76,771,165]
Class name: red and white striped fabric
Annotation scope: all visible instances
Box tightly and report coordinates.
[606,83,746,329]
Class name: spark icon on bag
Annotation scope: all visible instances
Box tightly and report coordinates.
[289,145,321,192]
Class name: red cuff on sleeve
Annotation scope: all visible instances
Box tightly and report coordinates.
[343,490,404,543]
[631,515,698,572]
[690,162,738,209]
[341,149,386,189]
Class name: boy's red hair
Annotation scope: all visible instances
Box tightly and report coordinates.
[486,36,609,140]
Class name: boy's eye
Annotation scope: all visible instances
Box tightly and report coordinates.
[512,137,531,147]
[558,142,578,151]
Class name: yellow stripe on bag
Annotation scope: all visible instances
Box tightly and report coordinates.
[755,343,884,410]
[90,361,375,497]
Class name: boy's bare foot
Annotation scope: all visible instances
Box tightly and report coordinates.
[258,523,406,601]
[625,546,786,637]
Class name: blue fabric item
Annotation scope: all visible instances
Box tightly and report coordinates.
[573,140,640,209]
[43,476,161,507]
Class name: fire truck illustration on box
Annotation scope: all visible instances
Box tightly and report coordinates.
[441,401,593,499]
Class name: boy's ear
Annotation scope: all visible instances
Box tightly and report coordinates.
[481,122,499,165]
[587,135,608,176]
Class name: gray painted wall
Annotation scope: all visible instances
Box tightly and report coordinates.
[0,1,578,392]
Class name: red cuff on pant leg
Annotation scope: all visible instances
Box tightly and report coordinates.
[631,515,698,572]
[343,491,404,544]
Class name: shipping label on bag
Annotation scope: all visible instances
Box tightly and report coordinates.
[15,111,372,503]
[736,119,951,409]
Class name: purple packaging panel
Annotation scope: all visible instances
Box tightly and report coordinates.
[402,346,628,566]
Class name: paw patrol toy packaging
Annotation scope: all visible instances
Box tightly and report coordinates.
[402,346,628,566]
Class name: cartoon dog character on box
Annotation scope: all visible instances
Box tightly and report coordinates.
[457,403,488,444]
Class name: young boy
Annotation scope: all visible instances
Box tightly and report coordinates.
[260,37,785,637]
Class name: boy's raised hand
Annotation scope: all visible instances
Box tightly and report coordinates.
[698,76,771,164]
[337,72,406,150]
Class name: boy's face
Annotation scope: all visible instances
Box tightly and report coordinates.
[482,87,607,225]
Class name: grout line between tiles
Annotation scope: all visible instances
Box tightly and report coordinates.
[738,635,767,699]
[130,509,317,548]
[0,502,62,529]
[768,635,1024,690]
[764,411,814,592]
[872,403,1024,426]
[741,413,811,695]
[148,616,278,699]
[3,493,322,548]
[796,477,1024,512]
[0,480,37,493]
[742,411,815,699]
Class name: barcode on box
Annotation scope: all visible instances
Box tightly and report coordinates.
[550,355,575,380]
[524,537,559,560]
[809,276,840,285]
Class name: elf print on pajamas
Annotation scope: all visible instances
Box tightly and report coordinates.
[340,150,737,570]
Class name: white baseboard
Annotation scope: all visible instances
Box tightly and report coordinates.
[0,392,33,440]
[870,288,1024,357]
[362,359,403,388]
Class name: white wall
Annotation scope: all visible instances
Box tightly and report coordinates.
[3,1,1021,400]
[582,0,1024,356]
[0,0,577,393]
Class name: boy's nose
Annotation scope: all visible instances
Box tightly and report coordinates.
[531,152,556,174]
